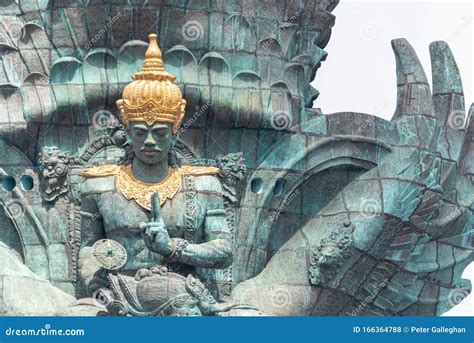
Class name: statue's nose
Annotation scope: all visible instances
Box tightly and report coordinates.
[144,132,156,146]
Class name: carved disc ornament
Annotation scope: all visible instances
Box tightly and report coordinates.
[91,239,128,270]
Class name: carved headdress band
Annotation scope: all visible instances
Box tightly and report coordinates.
[116,34,186,133]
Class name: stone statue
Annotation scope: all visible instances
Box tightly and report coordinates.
[0,0,472,317]
[75,35,235,315]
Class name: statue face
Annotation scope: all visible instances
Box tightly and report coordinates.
[127,121,174,165]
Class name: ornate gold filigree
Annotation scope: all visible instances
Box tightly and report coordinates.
[117,164,180,210]
[81,164,119,178]
[116,99,185,134]
[116,34,186,133]
[81,164,219,210]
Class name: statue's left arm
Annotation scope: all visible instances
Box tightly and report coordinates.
[172,176,233,269]
[173,208,233,269]
[143,176,233,269]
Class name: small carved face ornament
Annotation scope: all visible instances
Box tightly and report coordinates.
[37,147,70,201]
[319,245,340,265]
[127,121,174,165]
[43,161,67,178]
[216,153,246,183]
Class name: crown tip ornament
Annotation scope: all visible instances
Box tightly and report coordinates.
[132,33,174,81]
[116,33,186,134]
[145,34,161,58]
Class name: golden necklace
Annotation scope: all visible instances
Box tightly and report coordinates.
[117,164,181,210]
[81,163,219,211]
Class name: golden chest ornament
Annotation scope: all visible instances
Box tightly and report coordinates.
[81,164,219,211]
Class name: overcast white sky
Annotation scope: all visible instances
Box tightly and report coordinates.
[313,0,473,316]
[314,0,473,120]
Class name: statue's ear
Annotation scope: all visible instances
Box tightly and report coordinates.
[169,125,177,146]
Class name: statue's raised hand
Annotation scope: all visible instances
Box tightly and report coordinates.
[140,193,173,256]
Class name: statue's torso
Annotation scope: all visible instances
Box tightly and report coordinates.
[81,170,222,272]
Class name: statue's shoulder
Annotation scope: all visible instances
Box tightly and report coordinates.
[179,165,220,176]
[179,165,222,193]
[80,164,118,195]
[81,164,120,178]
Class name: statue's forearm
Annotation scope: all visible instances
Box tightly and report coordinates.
[170,238,233,269]
[78,247,101,290]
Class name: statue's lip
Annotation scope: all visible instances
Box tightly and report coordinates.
[142,150,160,157]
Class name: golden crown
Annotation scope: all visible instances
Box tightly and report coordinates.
[116,34,186,134]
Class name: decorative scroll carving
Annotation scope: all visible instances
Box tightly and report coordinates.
[183,175,197,244]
